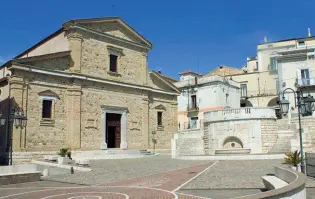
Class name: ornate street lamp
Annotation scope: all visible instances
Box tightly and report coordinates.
[0,106,27,165]
[279,87,315,174]
[279,97,290,115]
[304,95,315,116]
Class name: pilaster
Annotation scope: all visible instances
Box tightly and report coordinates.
[67,30,83,73]
[141,52,148,85]
[141,93,150,148]
[10,76,25,152]
[66,79,82,149]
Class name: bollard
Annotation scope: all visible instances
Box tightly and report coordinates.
[70,166,74,174]
[42,169,49,177]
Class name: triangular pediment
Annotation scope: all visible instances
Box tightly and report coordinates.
[148,71,180,94]
[155,104,166,111]
[38,90,60,99]
[64,17,152,48]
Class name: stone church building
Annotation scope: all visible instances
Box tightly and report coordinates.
[0,17,179,154]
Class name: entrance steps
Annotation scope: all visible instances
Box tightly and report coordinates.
[72,149,154,160]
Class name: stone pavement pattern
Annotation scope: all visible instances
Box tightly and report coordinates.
[181,159,284,189]
[0,161,214,199]
[45,156,210,185]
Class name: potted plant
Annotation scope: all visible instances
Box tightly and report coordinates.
[57,148,71,165]
[284,150,302,171]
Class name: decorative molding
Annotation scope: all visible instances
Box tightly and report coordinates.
[10,63,179,96]
[38,90,60,99]
[155,104,166,111]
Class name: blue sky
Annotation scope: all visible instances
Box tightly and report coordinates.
[1,0,315,79]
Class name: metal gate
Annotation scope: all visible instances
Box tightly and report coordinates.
[305,153,315,177]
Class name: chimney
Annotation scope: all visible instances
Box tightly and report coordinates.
[308,27,312,37]
[264,36,268,43]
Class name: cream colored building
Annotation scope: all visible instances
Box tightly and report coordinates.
[0,17,179,158]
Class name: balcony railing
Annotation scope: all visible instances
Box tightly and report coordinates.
[297,78,315,87]
[187,103,199,111]
[204,107,276,122]
[178,120,202,131]
[244,89,278,98]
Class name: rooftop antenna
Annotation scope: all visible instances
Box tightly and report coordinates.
[308,27,312,37]
[112,4,115,16]
[264,36,268,43]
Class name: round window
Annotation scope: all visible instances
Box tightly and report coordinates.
[231,143,235,147]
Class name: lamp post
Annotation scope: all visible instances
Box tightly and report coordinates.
[0,106,27,165]
[279,87,315,174]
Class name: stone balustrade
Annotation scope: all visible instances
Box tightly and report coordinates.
[204,107,276,122]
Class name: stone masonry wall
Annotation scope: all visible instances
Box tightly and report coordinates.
[261,119,278,153]
[80,29,147,86]
[18,71,69,151]
[148,93,177,149]
[80,81,144,149]
[291,116,315,153]
[21,56,70,72]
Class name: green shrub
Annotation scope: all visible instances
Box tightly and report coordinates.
[284,150,301,167]
[58,148,71,158]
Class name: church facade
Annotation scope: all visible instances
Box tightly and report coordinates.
[0,17,179,153]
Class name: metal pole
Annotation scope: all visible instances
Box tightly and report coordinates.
[297,91,306,174]
[7,79,12,165]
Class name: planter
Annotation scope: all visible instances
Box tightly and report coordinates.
[57,157,69,165]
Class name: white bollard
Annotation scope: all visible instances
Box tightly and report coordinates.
[42,169,49,177]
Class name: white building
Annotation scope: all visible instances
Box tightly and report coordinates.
[175,70,240,130]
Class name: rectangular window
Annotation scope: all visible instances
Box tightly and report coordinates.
[191,95,197,109]
[301,69,310,85]
[298,41,305,47]
[42,100,52,119]
[269,57,277,71]
[109,54,118,72]
[254,61,258,71]
[240,84,247,98]
[190,117,198,129]
[157,112,162,126]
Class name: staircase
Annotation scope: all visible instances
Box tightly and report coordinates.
[269,129,297,153]
[72,149,154,160]
[269,120,298,154]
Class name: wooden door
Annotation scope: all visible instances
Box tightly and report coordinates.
[115,126,121,148]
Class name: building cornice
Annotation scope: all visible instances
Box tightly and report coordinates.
[71,25,152,51]
[9,63,179,96]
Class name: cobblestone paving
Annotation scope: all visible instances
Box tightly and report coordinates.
[45,156,210,185]
[0,162,214,199]
[182,159,284,189]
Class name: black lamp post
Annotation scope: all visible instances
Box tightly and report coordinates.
[279,87,315,174]
[0,107,27,165]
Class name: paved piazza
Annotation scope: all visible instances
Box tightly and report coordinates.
[0,156,314,198]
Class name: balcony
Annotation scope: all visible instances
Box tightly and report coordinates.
[297,78,315,87]
[187,103,199,117]
[204,107,276,122]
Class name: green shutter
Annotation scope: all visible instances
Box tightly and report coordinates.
[270,57,277,71]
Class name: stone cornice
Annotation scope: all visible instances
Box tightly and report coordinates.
[9,63,179,96]
[70,25,151,51]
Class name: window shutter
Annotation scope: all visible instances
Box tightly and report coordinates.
[296,69,302,86]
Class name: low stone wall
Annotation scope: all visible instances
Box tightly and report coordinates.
[0,164,41,185]
[233,166,307,199]
[171,129,204,157]
[13,151,57,164]
[261,119,279,153]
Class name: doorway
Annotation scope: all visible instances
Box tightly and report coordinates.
[106,113,121,148]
